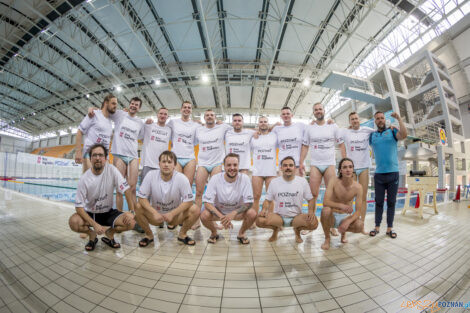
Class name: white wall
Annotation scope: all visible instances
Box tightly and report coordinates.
[0,134,32,153]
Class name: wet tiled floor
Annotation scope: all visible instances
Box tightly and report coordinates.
[0,188,469,312]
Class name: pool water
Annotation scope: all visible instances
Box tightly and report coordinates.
[2,178,425,215]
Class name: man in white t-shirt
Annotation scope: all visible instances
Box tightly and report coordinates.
[299,102,345,235]
[194,109,232,210]
[225,113,254,175]
[166,101,201,186]
[340,112,375,234]
[256,156,318,243]
[75,94,117,172]
[69,144,135,251]
[321,158,364,250]
[272,106,306,176]
[251,116,278,213]
[135,150,200,246]
[201,153,257,244]
[109,97,145,213]
[141,107,171,181]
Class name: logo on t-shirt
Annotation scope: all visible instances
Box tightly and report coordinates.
[97,138,101,143]
[178,137,182,142]
[151,136,155,140]
[280,202,284,207]
[120,132,123,137]
[257,155,260,159]
[351,147,354,151]
[229,148,232,153]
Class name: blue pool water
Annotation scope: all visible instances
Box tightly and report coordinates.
[2,178,426,214]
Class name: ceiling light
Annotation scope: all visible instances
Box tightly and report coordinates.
[201,74,209,83]
[155,79,161,86]
[32,112,36,116]
[302,78,310,87]
[115,86,122,92]
[86,94,90,98]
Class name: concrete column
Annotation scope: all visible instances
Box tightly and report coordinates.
[437,145,445,189]
[449,154,457,191]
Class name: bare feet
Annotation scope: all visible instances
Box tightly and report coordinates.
[268,228,279,242]
[300,230,312,235]
[294,229,303,243]
[215,222,224,230]
[330,228,339,236]
[341,234,348,243]
[321,238,330,250]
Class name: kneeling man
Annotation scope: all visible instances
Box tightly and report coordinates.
[201,153,257,244]
[321,158,364,250]
[69,144,135,251]
[256,156,318,243]
[135,150,200,246]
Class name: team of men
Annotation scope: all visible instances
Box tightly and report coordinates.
[70,95,404,250]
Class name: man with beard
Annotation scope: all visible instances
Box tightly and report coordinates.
[69,144,135,251]
[369,111,407,239]
[272,107,306,176]
[135,151,200,246]
[201,153,257,244]
[256,157,318,243]
[299,102,345,235]
[321,158,365,250]
[75,94,117,172]
[194,109,232,211]
[340,112,375,235]
[251,116,278,213]
[225,113,254,175]
[140,107,171,181]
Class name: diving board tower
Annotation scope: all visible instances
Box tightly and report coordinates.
[323,50,468,192]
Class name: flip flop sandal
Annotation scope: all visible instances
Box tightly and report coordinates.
[101,237,121,249]
[139,237,154,247]
[85,237,98,251]
[178,236,195,246]
[207,234,220,244]
[167,224,177,230]
[237,236,250,245]
[369,229,379,237]
[386,231,397,239]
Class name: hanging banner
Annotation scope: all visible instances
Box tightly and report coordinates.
[438,128,447,146]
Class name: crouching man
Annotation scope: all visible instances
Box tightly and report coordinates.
[200,153,257,244]
[69,143,135,251]
[321,158,364,250]
[135,150,200,246]
[256,156,318,243]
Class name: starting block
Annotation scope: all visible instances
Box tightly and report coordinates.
[402,176,439,219]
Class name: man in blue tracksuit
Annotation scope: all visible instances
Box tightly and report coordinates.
[369,111,407,238]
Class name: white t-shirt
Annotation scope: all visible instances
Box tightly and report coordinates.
[110,110,145,158]
[225,129,254,170]
[142,124,172,169]
[251,132,277,177]
[302,123,343,166]
[167,119,201,159]
[195,123,232,166]
[78,110,113,157]
[266,176,313,217]
[203,173,254,215]
[137,171,194,213]
[273,122,306,167]
[75,163,129,213]
[341,127,375,169]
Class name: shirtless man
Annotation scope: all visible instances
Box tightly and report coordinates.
[135,151,200,246]
[225,113,254,175]
[272,107,306,176]
[340,112,375,234]
[321,158,364,250]
[300,102,345,235]
[256,156,318,243]
[200,153,257,244]
[251,116,278,213]
[194,109,232,211]
[69,144,135,251]
[75,94,116,172]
